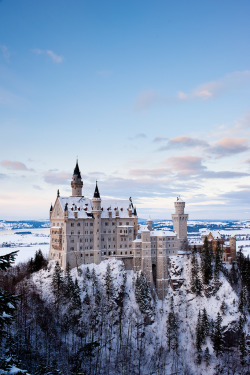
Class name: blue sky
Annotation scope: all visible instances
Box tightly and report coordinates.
[0,0,250,220]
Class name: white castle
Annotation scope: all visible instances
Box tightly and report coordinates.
[49,161,188,298]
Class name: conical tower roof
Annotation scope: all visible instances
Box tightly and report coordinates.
[73,160,81,178]
[93,181,100,198]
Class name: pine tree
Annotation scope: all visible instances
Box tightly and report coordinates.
[92,268,98,295]
[214,241,222,279]
[204,347,210,367]
[166,297,178,352]
[0,251,28,374]
[105,263,114,301]
[201,237,213,285]
[85,266,91,280]
[201,308,209,338]
[135,272,153,316]
[190,251,202,295]
[212,312,224,357]
[72,279,81,310]
[52,262,64,306]
[239,331,246,366]
[64,262,75,300]
[196,310,202,353]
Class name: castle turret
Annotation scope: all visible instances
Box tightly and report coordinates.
[71,160,83,196]
[92,181,102,264]
[171,197,188,250]
[147,217,153,231]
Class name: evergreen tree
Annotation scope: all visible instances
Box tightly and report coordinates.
[105,263,114,301]
[135,272,153,316]
[201,237,213,285]
[196,310,202,353]
[212,312,224,357]
[214,241,222,279]
[229,262,238,285]
[201,308,209,338]
[72,279,81,310]
[204,347,210,367]
[239,331,246,366]
[190,251,202,295]
[166,297,178,352]
[64,262,75,300]
[85,266,91,280]
[92,268,98,295]
[52,262,64,305]
[0,251,28,374]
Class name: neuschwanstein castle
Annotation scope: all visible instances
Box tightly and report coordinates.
[49,161,189,298]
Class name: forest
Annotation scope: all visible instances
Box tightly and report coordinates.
[0,242,249,375]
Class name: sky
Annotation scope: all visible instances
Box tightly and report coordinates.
[0,0,250,220]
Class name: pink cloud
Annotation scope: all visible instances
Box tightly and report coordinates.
[0,160,31,171]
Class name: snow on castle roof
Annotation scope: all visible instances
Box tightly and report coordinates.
[58,196,134,219]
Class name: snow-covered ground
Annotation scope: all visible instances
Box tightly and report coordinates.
[0,228,50,263]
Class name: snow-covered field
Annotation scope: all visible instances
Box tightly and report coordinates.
[0,218,250,265]
[0,228,50,263]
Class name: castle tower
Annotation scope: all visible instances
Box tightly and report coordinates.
[147,217,153,231]
[71,160,83,196]
[171,197,188,250]
[92,181,102,264]
[229,236,236,261]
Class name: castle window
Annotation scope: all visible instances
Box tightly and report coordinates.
[109,251,111,255]
[78,231,80,235]
[85,223,88,226]
[105,222,108,226]
[126,222,129,225]
[113,230,115,233]
[71,240,74,243]
[90,223,93,226]
[113,251,116,254]
[71,231,74,235]
[130,251,132,254]
[112,222,115,226]
[81,254,83,257]
[71,223,74,227]
[104,245,106,248]
[120,245,122,248]
[104,252,106,255]
[120,251,123,255]
[70,247,74,251]
[119,222,122,225]
[120,230,122,233]
[80,239,82,243]
[77,223,80,227]
[125,251,127,254]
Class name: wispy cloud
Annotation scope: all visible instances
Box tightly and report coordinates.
[178,70,250,101]
[0,160,33,171]
[44,171,71,185]
[33,49,63,63]
[0,45,10,62]
[209,137,249,157]
[158,136,208,151]
[153,136,168,143]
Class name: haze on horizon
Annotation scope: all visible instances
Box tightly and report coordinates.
[0,0,249,221]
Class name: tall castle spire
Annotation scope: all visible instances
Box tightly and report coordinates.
[93,181,100,198]
[71,160,83,196]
